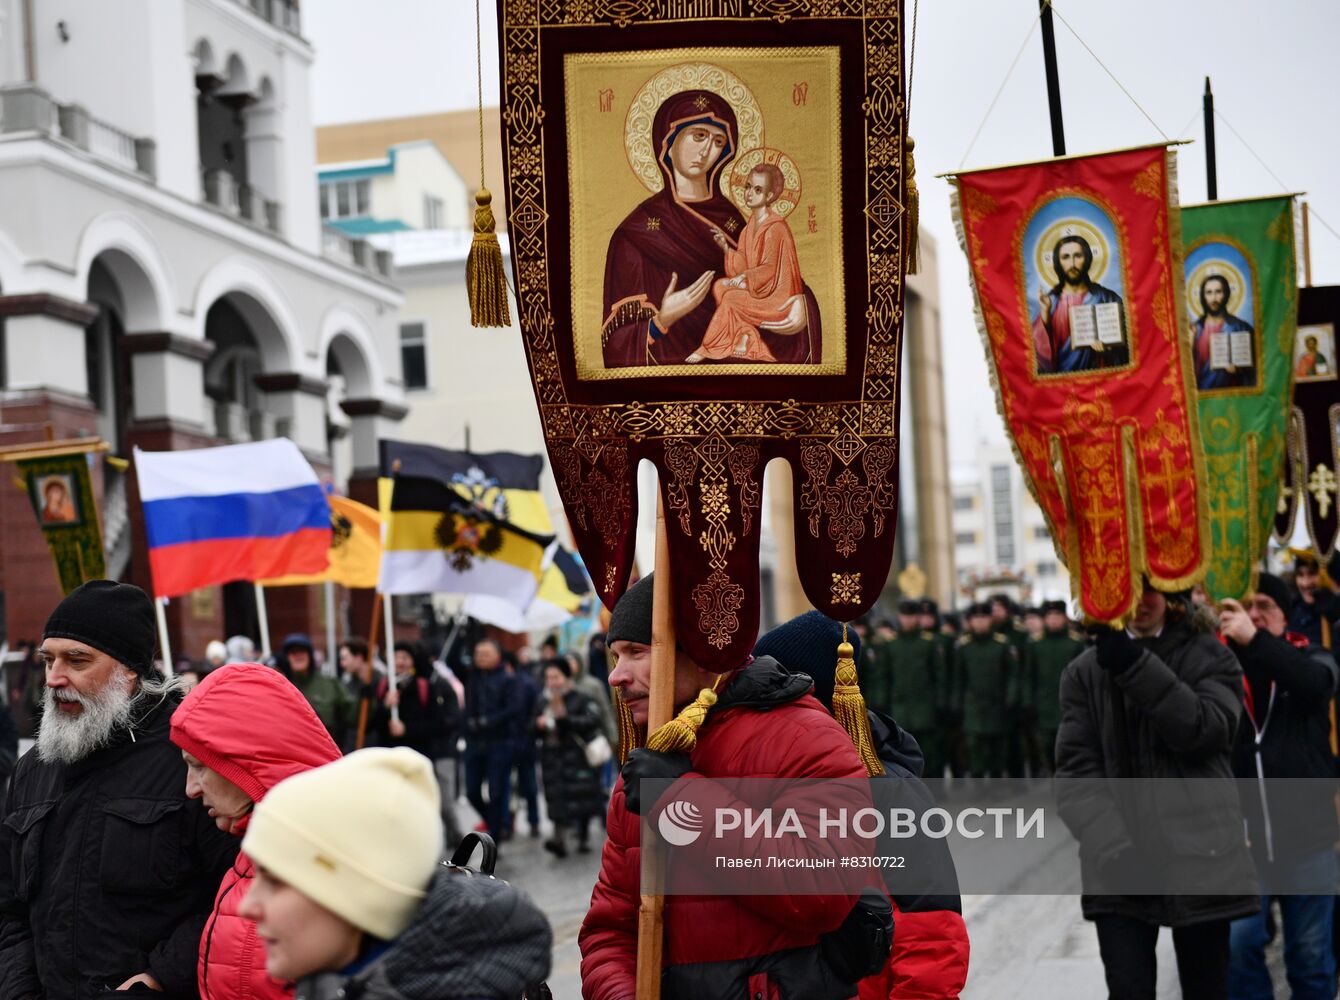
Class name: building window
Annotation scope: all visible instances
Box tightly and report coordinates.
[953,495,975,511]
[400,322,428,390]
[1033,525,1050,540]
[1036,562,1057,578]
[954,531,977,546]
[990,464,1015,566]
[423,195,445,229]
[321,179,371,220]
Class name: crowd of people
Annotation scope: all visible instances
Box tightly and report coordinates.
[0,553,1338,999]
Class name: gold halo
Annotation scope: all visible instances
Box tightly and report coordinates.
[727,148,803,219]
[1186,258,1247,320]
[1034,219,1111,288]
[625,63,764,195]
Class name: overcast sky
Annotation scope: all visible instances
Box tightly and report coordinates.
[306,0,1340,466]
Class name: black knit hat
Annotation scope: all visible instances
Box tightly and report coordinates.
[1254,573,1291,615]
[607,573,655,646]
[43,579,157,676]
[754,610,861,710]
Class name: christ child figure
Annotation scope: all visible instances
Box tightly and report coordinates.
[686,163,803,364]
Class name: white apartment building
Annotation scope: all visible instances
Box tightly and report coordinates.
[0,0,405,650]
[951,441,1071,606]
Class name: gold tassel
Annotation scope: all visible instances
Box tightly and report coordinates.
[466,188,510,328]
[903,135,920,276]
[831,626,885,777]
[647,688,717,754]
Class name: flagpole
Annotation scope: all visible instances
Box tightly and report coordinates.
[635,489,674,1000]
[383,460,401,726]
[154,596,173,675]
[254,582,272,660]
[1038,0,1065,156]
[323,580,338,676]
[1203,77,1218,200]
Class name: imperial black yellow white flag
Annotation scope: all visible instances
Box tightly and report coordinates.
[378,440,555,606]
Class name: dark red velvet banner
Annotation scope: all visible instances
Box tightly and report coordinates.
[497,1,907,668]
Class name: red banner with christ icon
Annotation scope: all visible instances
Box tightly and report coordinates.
[497,2,911,669]
[951,145,1209,623]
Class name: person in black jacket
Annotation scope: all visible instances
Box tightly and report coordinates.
[534,657,607,857]
[383,641,464,845]
[1056,583,1258,1000]
[1222,573,1339,999]
[0,700,17,795]
[0,581,236,999]
[462,638,519,844]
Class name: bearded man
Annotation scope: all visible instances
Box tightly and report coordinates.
[0,581,235,998]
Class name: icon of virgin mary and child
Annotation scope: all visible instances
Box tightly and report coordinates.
[600,90,822,369]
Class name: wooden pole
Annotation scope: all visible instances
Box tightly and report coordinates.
[154,597,173,675]
[635,490,675,1000]
[1302,202,1313,287]
[254,582,272,659]
[1038,0,1065,157]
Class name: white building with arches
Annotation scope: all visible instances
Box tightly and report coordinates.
[0,0,405,653]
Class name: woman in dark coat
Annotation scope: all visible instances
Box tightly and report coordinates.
[1055,585,1258,1000]
[535,657,607,857]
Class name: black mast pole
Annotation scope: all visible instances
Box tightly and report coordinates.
[1203,77,1218,200]
[1039,0,1065,156]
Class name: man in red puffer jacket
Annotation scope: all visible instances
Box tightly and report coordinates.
[170,662,342,1000]
[580,574,878,1000]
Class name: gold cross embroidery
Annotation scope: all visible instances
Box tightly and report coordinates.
[1277,479,1293,516]
[1209,488,1245,547]
[694,95,709,110]
[724,218,738,233]
[1081,500,1122,560]
[1145,452,1187,530]
[645,217,661,231]
[1308,464,1337,520]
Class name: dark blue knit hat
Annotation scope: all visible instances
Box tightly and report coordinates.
[753,611,861,711]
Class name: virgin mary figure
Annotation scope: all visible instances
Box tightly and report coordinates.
[601,89,821,368]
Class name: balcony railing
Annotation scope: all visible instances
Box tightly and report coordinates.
[0,84,155,180]
[322,226,392,279]
[202,169,283,237]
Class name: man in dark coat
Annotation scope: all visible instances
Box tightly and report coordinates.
[462,638,520,844]
[1056,584,1258,1000]
[1287,551,1338,648]
[1222,574,1338,999]
[0,581,235,998]
[1025,599,1086,773]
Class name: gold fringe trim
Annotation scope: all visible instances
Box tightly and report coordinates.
[903,135,920,276]
[466,188,510,328]
[614,686,644,765]
[831,630,885,777]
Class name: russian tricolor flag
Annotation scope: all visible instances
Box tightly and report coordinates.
[134,439,332,598]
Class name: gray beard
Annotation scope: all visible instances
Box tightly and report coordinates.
[36,679,136,765]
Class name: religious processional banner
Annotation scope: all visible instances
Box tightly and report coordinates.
[1180,196,1297,600]
[951,145,1208,623]
[1275,285,1340,555]
[18,453,105,594]
[497,0,910,668]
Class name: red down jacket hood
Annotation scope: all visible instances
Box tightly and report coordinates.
[171,662,342,822]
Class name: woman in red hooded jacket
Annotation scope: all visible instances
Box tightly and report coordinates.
[170,662,342,1000]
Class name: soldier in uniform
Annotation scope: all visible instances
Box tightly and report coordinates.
[923,600,966,779]
[876,599,950,779]
[989,594,1031,777]
[956,602,1017,779]
[1024,599,1087,773]
[861,618,896,715]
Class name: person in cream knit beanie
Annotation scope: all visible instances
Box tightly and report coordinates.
[241,746,444,941]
